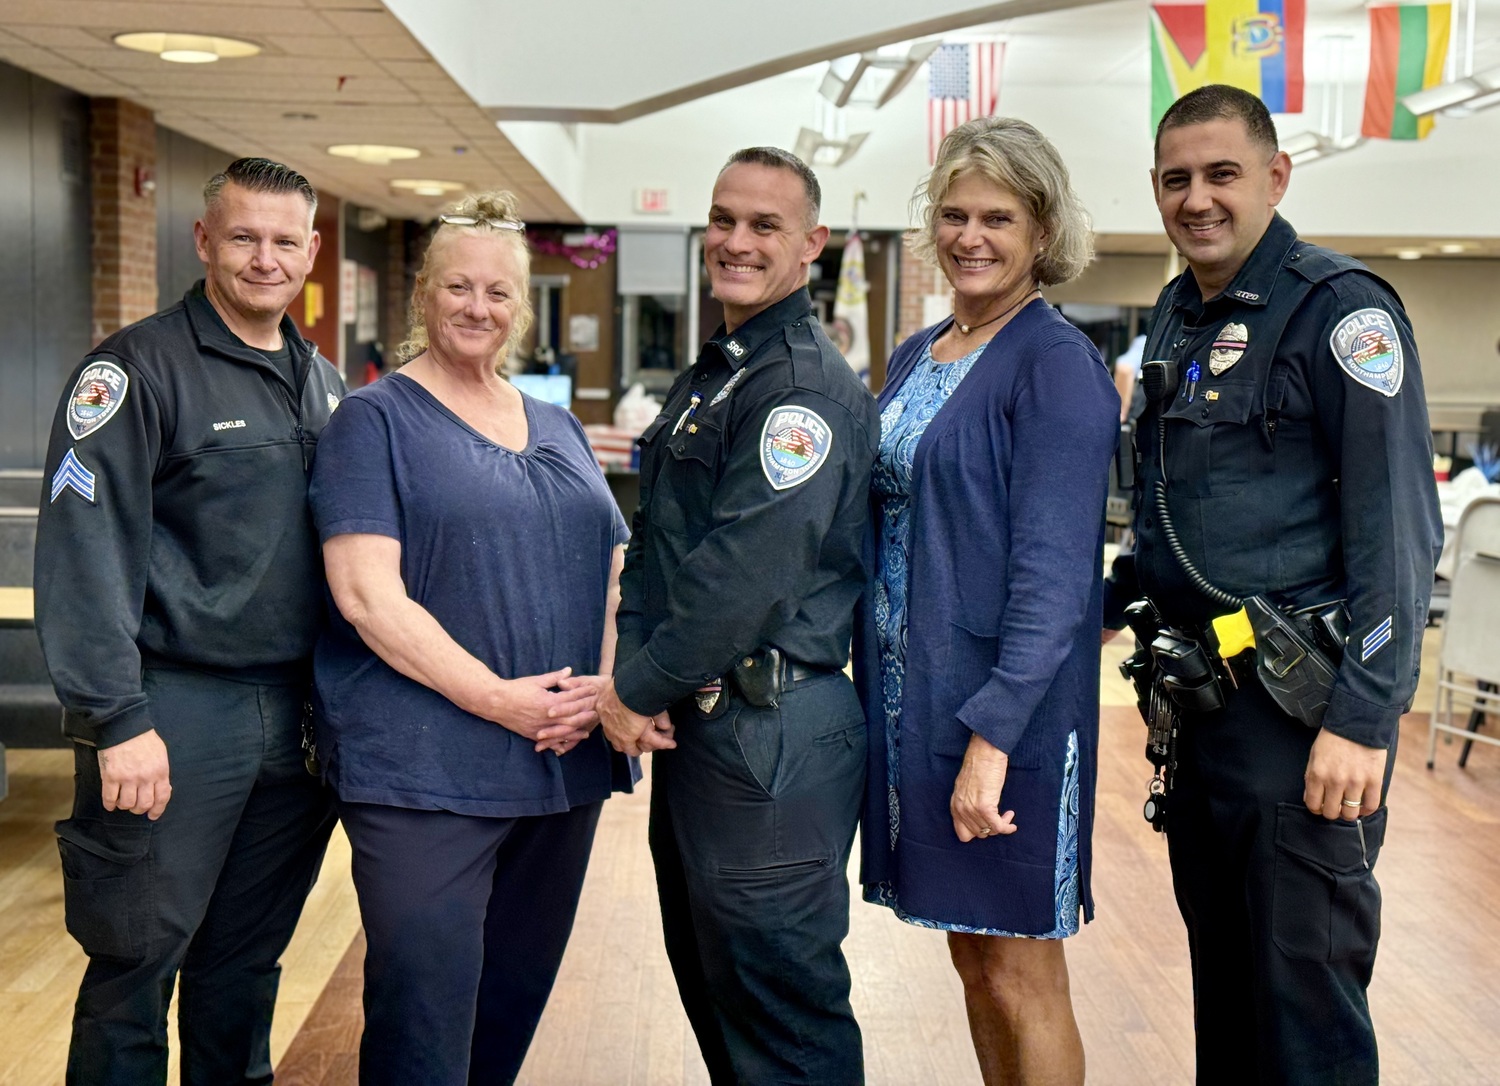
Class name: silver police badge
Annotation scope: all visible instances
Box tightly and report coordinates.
[759,405,832,491]
[1208,322,1248,376]
[67,360,129,440]
[1330,308,1404,397]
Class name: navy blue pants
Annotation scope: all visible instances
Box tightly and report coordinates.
[338,797,604,1086]
[57,667,336,1086]
[1167,676,1395,1085]
[650,672,867,1086]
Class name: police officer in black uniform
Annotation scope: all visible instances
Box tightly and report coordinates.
[35,158,342,1085]
[597,147,879,1085]
[1107,87,1442,1084]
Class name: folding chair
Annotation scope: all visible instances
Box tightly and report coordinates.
[1427,496,1500,769]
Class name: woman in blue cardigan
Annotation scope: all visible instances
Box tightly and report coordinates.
[857,117,1119,1084]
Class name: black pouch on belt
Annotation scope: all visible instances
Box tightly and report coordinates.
[732,646,786,708]
[1150,629,1226,714]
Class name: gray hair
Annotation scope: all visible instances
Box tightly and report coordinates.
[719,146,822,229]
[908,116,1093,286]
[204,157,317,217]
[399,189,534,365]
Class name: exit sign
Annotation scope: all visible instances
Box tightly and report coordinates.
[634,188,670,214]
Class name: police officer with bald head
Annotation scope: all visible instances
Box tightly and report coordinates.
[597,147,879,1085]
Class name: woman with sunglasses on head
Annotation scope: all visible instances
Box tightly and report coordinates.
[309,190,637,1085]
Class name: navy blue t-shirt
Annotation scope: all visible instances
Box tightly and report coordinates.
[309,372,634,817]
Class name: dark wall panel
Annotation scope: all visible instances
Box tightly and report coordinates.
[0,62,37,469]
[31,77,92,460]
[155,126,234,306]
[0,60,89,470]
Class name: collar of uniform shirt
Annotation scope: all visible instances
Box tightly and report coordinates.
[707,287,814,367]
[1173,212,1298,316]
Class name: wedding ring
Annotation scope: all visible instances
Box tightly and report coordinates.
[1341,799,1362,808]
[978,828,992,837]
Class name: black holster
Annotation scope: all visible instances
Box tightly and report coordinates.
[1244,595,1347,728]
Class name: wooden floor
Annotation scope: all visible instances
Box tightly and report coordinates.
[3,633,1499,1085]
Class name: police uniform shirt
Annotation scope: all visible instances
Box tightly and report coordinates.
[1128,214,1442,750]
[613,288,879,716]
[35,283,345,749]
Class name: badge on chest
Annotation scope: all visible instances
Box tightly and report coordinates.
[1208,322,1249,376]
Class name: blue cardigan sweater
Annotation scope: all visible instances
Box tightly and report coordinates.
[855,300,1119,933]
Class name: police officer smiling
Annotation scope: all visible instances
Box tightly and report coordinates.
[597,147,879,1085]
[1107,86,1442,1084]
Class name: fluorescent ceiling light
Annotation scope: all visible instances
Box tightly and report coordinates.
[1402,64,1500,116]
[792,128,870,168]
[113,32,260,64]
[818,41,941,110]
[389,179,466,197]
[1444,87,1500,116]
[1285,132,1364,166]
[328,144,421,165]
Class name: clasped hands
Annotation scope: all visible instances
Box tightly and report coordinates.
[596,678,676,757]
[493,666,610,755]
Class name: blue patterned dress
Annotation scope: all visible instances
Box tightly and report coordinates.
[865,339,1081,938]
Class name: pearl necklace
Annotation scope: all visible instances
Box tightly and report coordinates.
[954,288,1039,336]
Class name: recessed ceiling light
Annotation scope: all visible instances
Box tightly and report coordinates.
[1437,242,1470,254]
[113,32,261,64]
[1394,249,1424,260]
[390,179,466,197]
[327,144,421,165]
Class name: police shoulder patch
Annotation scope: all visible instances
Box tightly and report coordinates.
[759,404,833,491]
[1329,308,1403,397]
[67,360,129,439]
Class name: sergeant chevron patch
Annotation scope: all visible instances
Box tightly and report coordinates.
[50,448,96,504]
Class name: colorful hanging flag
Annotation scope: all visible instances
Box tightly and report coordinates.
[1150,0,1305,129]
[832,233,871,386]
[1361,4,1451,139]
[927,42,1005,163]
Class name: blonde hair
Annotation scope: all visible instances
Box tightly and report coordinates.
[908,116,1094,286]
[398,190,534,364]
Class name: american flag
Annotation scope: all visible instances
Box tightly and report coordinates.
[928,42,1005,163]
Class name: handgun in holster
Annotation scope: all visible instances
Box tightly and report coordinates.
[1243,596,1347,728]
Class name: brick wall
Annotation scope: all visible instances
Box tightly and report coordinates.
[91,98,158,342]
[895,241,949,344]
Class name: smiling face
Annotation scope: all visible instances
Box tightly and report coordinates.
[194,182,320,335]
[420,233,526,369]
[934,170,1046,315]
[1152,117,1291,298]
[703,162,829,331]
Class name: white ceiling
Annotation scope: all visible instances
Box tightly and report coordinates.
[0,0,579,222]
[0,0,1496,246]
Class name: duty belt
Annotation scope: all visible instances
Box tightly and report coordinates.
[692,647,836,717]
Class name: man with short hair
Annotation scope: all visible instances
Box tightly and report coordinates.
[36,157,344,1085]
[1107,86,1441,1083]
[598,147,879,1085]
